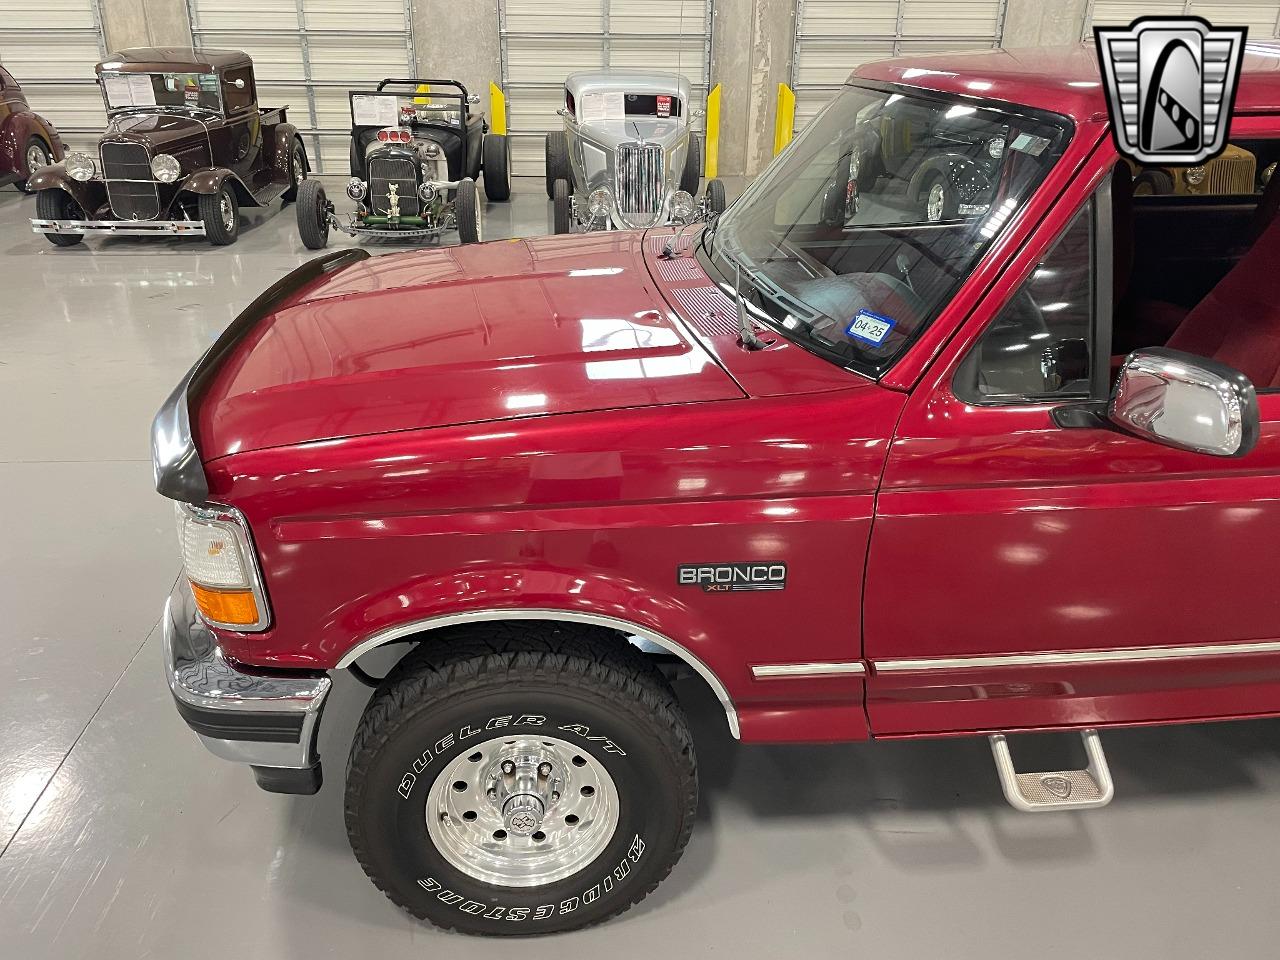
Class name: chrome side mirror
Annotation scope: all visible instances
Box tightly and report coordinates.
[692,107,706,120]
[556,107,571,118]
[1109,348,1259,457]
[467,94,481,104]
[233,78,246,89]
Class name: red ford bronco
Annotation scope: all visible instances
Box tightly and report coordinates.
[156,44,1280,934]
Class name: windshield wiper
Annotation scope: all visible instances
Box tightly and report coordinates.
[733,260,767,351]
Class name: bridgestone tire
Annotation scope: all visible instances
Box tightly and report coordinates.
[482,133,512,202]
[679,133,702,195]
[344,625,698,936]
[552,178,571,235]
[545,130,571,198]
[456,178,481,244]
[35,189,84,246]
[199,184,239,245]
[296,179,330,250]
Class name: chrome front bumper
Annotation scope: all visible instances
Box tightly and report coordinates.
[32,218,207,237]
[163,579,331,794]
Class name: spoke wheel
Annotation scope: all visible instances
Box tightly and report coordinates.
[926,180,947,222]
[426,735,619,888]
[17,137,51,194]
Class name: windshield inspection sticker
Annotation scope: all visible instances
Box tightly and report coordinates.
[678,563,787,593]
[846,310,896,347]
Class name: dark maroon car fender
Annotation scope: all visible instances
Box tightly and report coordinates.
[269,122,307,182]
[1,110,64,175]
[181,167,263,207]
[25,165,105,213]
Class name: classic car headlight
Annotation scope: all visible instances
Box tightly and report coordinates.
[151,154,181,183]
[175,502,270,631]
[418,182,437,202]
[65,152,95,182]
[588,188,612,217]
[423,142,441,158]
[670,189,696,222]
[346,177,367,201]
[1185,165,1206,185]
[987,137,1006,159]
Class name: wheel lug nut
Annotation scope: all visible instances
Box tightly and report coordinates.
[538,762,553,777]
[501,760,515,775]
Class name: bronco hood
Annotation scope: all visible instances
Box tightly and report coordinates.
[193,234,743,460]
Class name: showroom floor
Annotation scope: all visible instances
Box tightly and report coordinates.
[2,177,1280,959]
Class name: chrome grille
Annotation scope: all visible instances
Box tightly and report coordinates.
[1205,153,1255,194]
[101,141,159,221]
[616,143,664,224]
[368,156,419,217]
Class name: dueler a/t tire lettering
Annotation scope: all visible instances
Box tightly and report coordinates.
[344,624,698,935]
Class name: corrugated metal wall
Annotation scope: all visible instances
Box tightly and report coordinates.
[499,0,714,174]
[792,0,1008,127]
[0,0,106,154]
[1086,1,1280,37]
[186,0,416,173]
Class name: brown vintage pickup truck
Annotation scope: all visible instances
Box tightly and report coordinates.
[30,47,307,246]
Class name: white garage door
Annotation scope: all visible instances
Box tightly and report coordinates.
[499,0,714,175]
[186,0,416,175]
[1086,1,1280,37]
[0,0,107,154]
[792,0,1008,128]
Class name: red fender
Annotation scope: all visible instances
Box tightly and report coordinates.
[1,110,64,177]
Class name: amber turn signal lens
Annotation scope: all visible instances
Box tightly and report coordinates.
[190,581,260,627]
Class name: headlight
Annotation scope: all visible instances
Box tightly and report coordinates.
[175,503,270,631]
[418,181,437,202]
[65,152,95,182]
[1184,165,1206,185]
[588,188,612,217]
[150,153,181,183]
[987,137,1006,159]
[670,189,696,222]
[423,142,441,158]
[346,177,366,201]
[1263,162,1276,186]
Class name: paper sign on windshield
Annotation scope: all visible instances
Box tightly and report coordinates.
[352,94,399,128]
[581,92,625,123]
[846,309,896,346]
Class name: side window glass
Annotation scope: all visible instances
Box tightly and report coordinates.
[223,68,254,113]
[955,200,1096,402]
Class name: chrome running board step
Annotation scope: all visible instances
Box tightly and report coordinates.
[989,729,1114,812]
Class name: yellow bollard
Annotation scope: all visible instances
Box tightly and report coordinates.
[773,83,796,156]
[489,82,507,135]
[704,83,721,178]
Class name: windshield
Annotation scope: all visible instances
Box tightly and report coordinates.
[702,84,1071,377]
[351,89,464,130]
[101,71,222,115]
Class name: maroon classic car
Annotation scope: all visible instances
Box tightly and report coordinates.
[30,48,306,246]
[155,43,1280,934]
[0,66,64,192]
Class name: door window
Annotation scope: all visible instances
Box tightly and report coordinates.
[954,199,1096,403]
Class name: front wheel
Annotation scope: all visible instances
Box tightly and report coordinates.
[922,174,954,223]
[545,130,571,198]
[679,133,702,195]
[199,184,240,245]
[35,189,84,246]
[344,627,698,935]
[456,178,481,244]
[17,136,52,194]
[552,178,572,234]
[704,178,727,215]
[295,178,331,250]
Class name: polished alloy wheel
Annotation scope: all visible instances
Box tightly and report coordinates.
[292,145,305,186]
[26,142,50,174]
[220,194,235,231]
[425,735,619,888]
[926,181,946,222]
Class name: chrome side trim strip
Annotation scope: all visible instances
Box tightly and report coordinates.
[337,608,741,739]
[751,661,867,678]
[875,639,1280,673]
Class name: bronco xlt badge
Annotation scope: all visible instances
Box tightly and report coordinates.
[677,563,787,592]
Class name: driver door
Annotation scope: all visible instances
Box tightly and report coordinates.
[863,153,1280,736]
